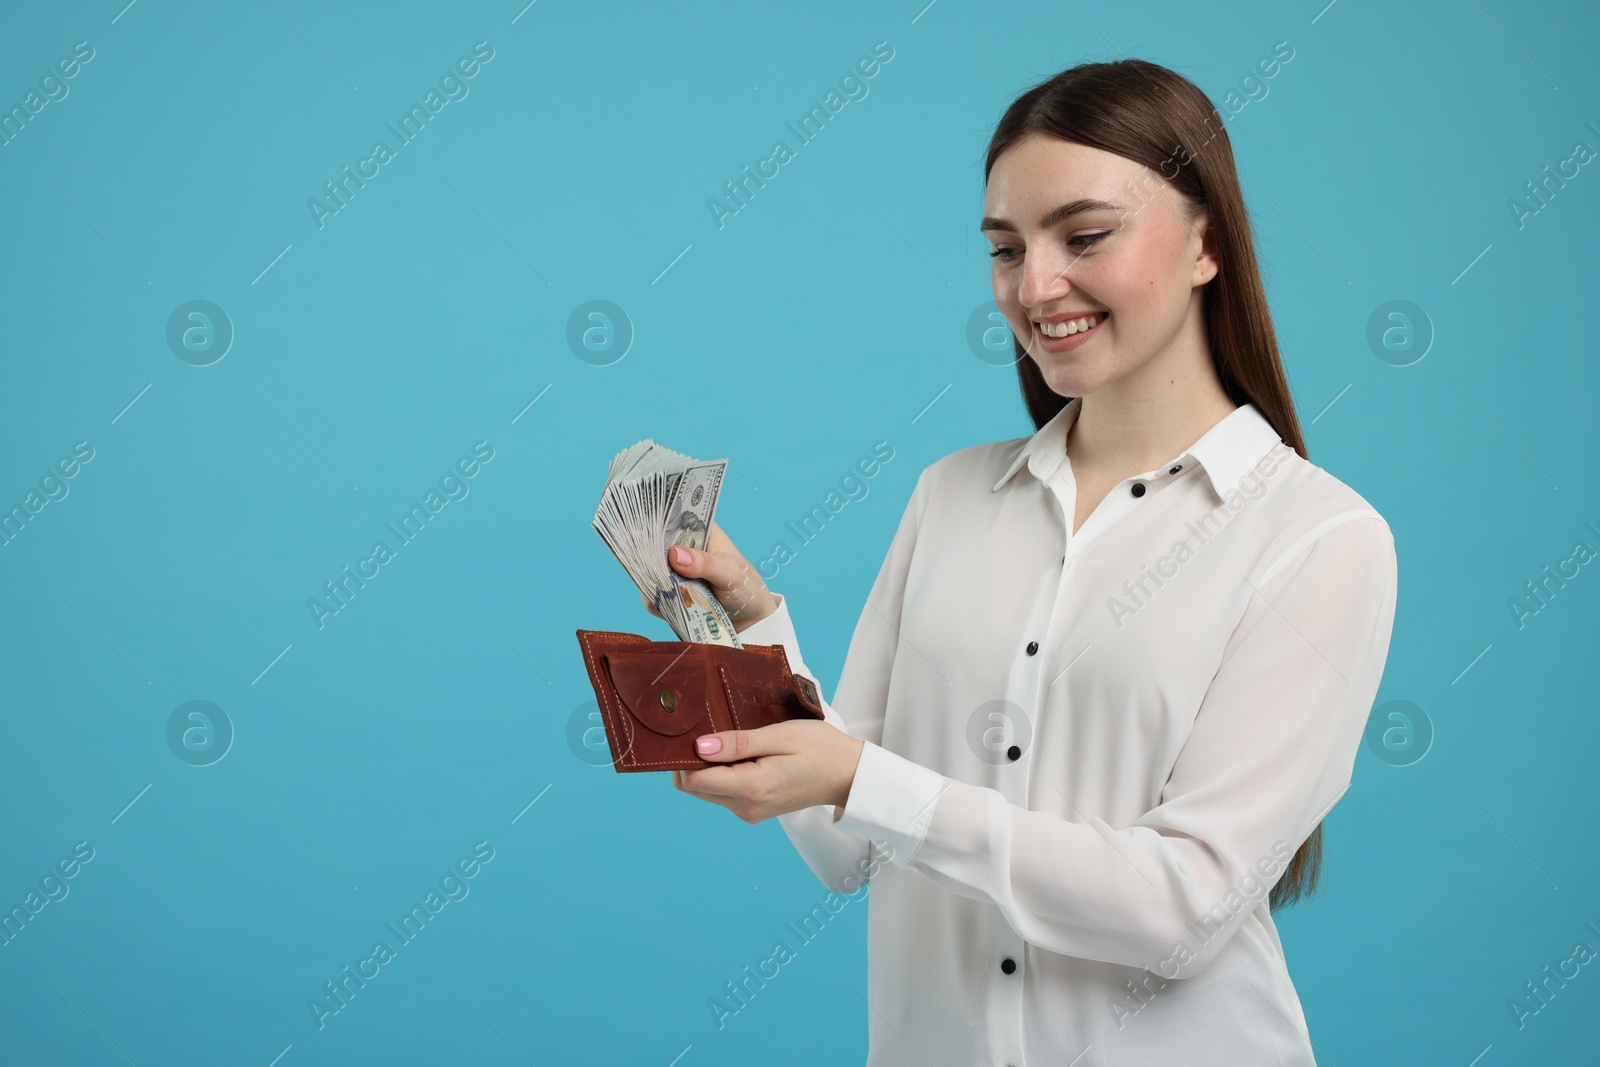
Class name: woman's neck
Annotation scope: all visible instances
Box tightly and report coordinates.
[1066,358,1237,481]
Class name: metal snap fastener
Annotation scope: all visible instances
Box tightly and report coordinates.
[660,690,678,712]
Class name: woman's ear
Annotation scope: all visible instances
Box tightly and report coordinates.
[1192,211,1220,286]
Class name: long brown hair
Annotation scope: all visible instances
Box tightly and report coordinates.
[985,59,1322,911]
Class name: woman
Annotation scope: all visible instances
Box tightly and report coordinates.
[657,57,1398,1065]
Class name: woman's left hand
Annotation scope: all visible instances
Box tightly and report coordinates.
[673,719,866,823]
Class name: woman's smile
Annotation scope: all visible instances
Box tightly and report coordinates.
[1032,311,1108,353]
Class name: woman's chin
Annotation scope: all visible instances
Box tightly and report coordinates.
[1033,357,1106,399]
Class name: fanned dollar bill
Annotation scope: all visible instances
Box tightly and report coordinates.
[593,440,741,647]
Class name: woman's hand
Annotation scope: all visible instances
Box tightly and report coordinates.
[645,519,857,822]
[672,719,866,823]
[638,519,780,633]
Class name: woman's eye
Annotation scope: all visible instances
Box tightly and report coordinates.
[990,231,1108,260]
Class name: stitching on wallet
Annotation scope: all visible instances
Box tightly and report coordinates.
[717,664,744,731]
[582,632,652,768]
[579,632,627,766]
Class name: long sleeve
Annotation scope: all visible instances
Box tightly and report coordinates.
[741,470,946,895]
[830,510,1399,976]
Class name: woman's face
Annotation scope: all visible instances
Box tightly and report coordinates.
[982,133,1218,399]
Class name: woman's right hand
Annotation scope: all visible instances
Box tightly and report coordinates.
[637,519,780,633]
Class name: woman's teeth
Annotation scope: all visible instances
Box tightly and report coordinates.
[1039,313,1104,338]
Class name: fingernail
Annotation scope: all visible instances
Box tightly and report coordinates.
[672,546,691,567]
[696,735,721,754]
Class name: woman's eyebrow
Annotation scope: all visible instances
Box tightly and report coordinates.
[980,198,1125,233]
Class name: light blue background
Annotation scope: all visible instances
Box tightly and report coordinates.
[2,1,1597,1064]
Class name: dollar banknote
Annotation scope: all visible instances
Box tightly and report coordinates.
[593,440,741,647]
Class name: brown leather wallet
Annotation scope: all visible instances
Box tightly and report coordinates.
[575,629,827,772]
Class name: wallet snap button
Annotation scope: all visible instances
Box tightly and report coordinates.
[660,690,678,711]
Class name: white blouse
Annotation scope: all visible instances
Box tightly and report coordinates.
[738,395,1398,1066]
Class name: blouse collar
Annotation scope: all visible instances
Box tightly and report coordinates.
[990,395,1287,500]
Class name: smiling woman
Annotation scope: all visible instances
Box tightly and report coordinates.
[668,56,1397,1067]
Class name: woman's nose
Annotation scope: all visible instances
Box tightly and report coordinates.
[1016,250,1074,311]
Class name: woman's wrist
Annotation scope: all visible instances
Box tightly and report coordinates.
[730,586,781,632]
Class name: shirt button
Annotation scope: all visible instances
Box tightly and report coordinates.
[1025,641,1038,655]
[1007,745,1021,761]
[1001,957,1017,974]
[1169,464,1182,474]
[1130,482,1146,497]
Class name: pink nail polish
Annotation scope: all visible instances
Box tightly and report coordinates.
[696,736,721,754]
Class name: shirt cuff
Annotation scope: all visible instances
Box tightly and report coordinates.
[738,590,800,653]
[832,740,949,870]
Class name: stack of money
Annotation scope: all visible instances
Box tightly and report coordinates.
[593,439,742,647]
